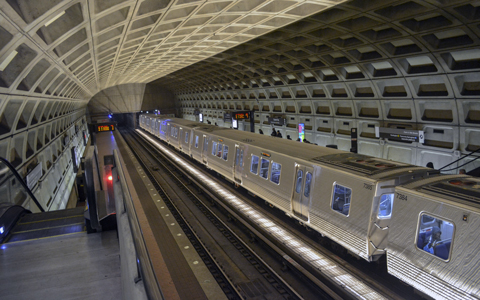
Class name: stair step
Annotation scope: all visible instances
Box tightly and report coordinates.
[20,207,84,223]
[14,215,85,233]
[7,224,85,243]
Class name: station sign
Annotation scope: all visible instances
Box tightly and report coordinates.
[223,113,232,122]
[268,116,285,126]
[375,127,424,143]
[233,111,251,120]
[96,123,116,132]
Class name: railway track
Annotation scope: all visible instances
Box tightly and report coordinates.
[121,127,422,300]
[121,128,325,300]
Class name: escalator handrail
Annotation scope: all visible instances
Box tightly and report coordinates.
[0,157,44,212]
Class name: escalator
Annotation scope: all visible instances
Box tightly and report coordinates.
[3,206,85,244]
[0,157,85,244]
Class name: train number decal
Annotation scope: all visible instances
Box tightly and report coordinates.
[396,193,408,201]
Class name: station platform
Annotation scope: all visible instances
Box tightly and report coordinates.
[112,130,227,300]
[1,129,227,300]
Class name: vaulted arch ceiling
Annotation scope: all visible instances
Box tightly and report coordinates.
[0,0,347,100]
[153,0,480,102]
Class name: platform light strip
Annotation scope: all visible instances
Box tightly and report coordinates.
[137,130,384,299]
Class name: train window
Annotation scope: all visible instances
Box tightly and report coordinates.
[212,142,217,156]
[422,215,435,225]
[251,155,259,175]
[304,172,312,197]
[270,162,281,184]
[171,127,174,136]
[203,137,208,152]
[260,158,270,179]
[331,184,352,216]
[217,143,223,157]
[416,214,454,261]
[295,170,303,194]
[195,136,199,148]
[185,132,189,143]
[239,149,244,166]
[377,194,394,219]
[223,145,228,160]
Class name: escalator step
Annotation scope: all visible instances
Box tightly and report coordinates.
[14,215,85,232]
[6,224,85,243]
[20,207,84,223]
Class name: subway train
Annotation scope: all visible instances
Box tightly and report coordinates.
[138,114,480,300]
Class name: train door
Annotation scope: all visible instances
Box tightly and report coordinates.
[201,135,208,163]
[233,144,245,184]
[291,164,314,221]
[179,127,183,150]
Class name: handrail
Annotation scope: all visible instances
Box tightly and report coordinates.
[113,149,164,300]
[438,147,480,172]
[83,147,101,230]
[0,157,44,212]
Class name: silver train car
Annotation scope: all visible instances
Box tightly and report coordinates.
[138,114,480,299]
[388,175,480,300]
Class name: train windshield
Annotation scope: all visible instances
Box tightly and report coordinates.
[416,214,454,261]
[377,194,394,219]
[331,183,352,216]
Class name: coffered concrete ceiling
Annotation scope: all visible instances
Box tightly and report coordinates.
[0,0,347,100]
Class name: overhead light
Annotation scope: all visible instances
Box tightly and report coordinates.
[45,11,65,27]
[0,50,18,71]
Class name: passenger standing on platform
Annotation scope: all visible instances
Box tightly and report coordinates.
[426,162,434,168]
[276,130,282,138]
[271,128,277,137]
[459,169,466,174]
[287,135,292,140]
[259,129,264,135]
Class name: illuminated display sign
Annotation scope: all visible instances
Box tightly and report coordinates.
[96,123,115,132]
[233,111,250,120]
[298,123,305,142]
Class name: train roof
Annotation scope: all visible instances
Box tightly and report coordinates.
[400,175,480,207]
[196,124,428,179]
[155,116,431,180]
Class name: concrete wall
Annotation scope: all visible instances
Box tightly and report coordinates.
[88,83,146,114]
[141,84,176,114]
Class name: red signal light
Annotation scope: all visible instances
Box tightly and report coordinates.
[108,175,113,181]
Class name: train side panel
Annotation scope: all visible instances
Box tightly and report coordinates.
[240,144,298,214]
[189,129,205,163]
[203,135,235,180]
[308,168,376,260]
[387,176,480,300]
